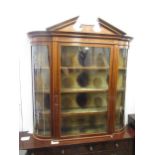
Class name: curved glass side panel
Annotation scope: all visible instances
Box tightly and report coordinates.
[115,48,128,131]
[31,45,51,137]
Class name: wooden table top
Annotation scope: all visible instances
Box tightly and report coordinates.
[19,127,135,150]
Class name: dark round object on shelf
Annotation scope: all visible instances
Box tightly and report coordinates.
[77,72,89,87]
[76,93,88,108]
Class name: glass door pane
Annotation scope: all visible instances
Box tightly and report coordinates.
[60,45,110,136]
[31,45,51,137]
[115,48,128,130]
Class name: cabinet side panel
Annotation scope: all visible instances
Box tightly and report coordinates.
[115,46,128,131]
[31,44,51,137]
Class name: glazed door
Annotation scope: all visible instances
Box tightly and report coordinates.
[58,44,113,137]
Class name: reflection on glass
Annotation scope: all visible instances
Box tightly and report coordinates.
[60,46,110,136]
[34,69,50,92]
[115,92,125,130]
[32,46,49,68]
[61,46,110,67]
[118,48,128,68]
[32,45,51,137]
[117,71,126,89]
[115,48,128,131]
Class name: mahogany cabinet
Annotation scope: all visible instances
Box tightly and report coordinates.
[28,16,132,142]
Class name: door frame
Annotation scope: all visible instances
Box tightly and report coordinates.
[52,41,116,139]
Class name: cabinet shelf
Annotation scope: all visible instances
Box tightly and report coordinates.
[61,88,108,93]
[118,67,126,70]
[33,66,50,70]
[62,126,106,135]
[35,90,50,93]
[62,109,107,117]
[117,88,125,92]
[61,66,109,70]
[36,110,50,116]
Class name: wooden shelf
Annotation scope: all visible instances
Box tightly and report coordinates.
[117,88,125,92]
[36,110,50,116]
[35,90,50,93]
[62,109,107,117]
[118,67,126,70]
[61,66,109,70]
[115,107,124,111]
[33,66,50,70]
[61,88,108,93]
[62,126,106,135]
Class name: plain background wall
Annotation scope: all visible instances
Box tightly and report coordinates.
[0,0,155,155]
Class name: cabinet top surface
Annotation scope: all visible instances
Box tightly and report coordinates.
[28,16,132,41]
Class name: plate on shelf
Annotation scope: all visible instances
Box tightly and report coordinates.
[76,93,88,108]
[77,71,90,87]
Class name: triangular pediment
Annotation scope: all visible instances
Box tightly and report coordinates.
[46,16,126,35]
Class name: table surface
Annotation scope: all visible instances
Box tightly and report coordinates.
[19,127,135,150]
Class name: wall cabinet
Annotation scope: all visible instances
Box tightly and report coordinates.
[28,16,132,141]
